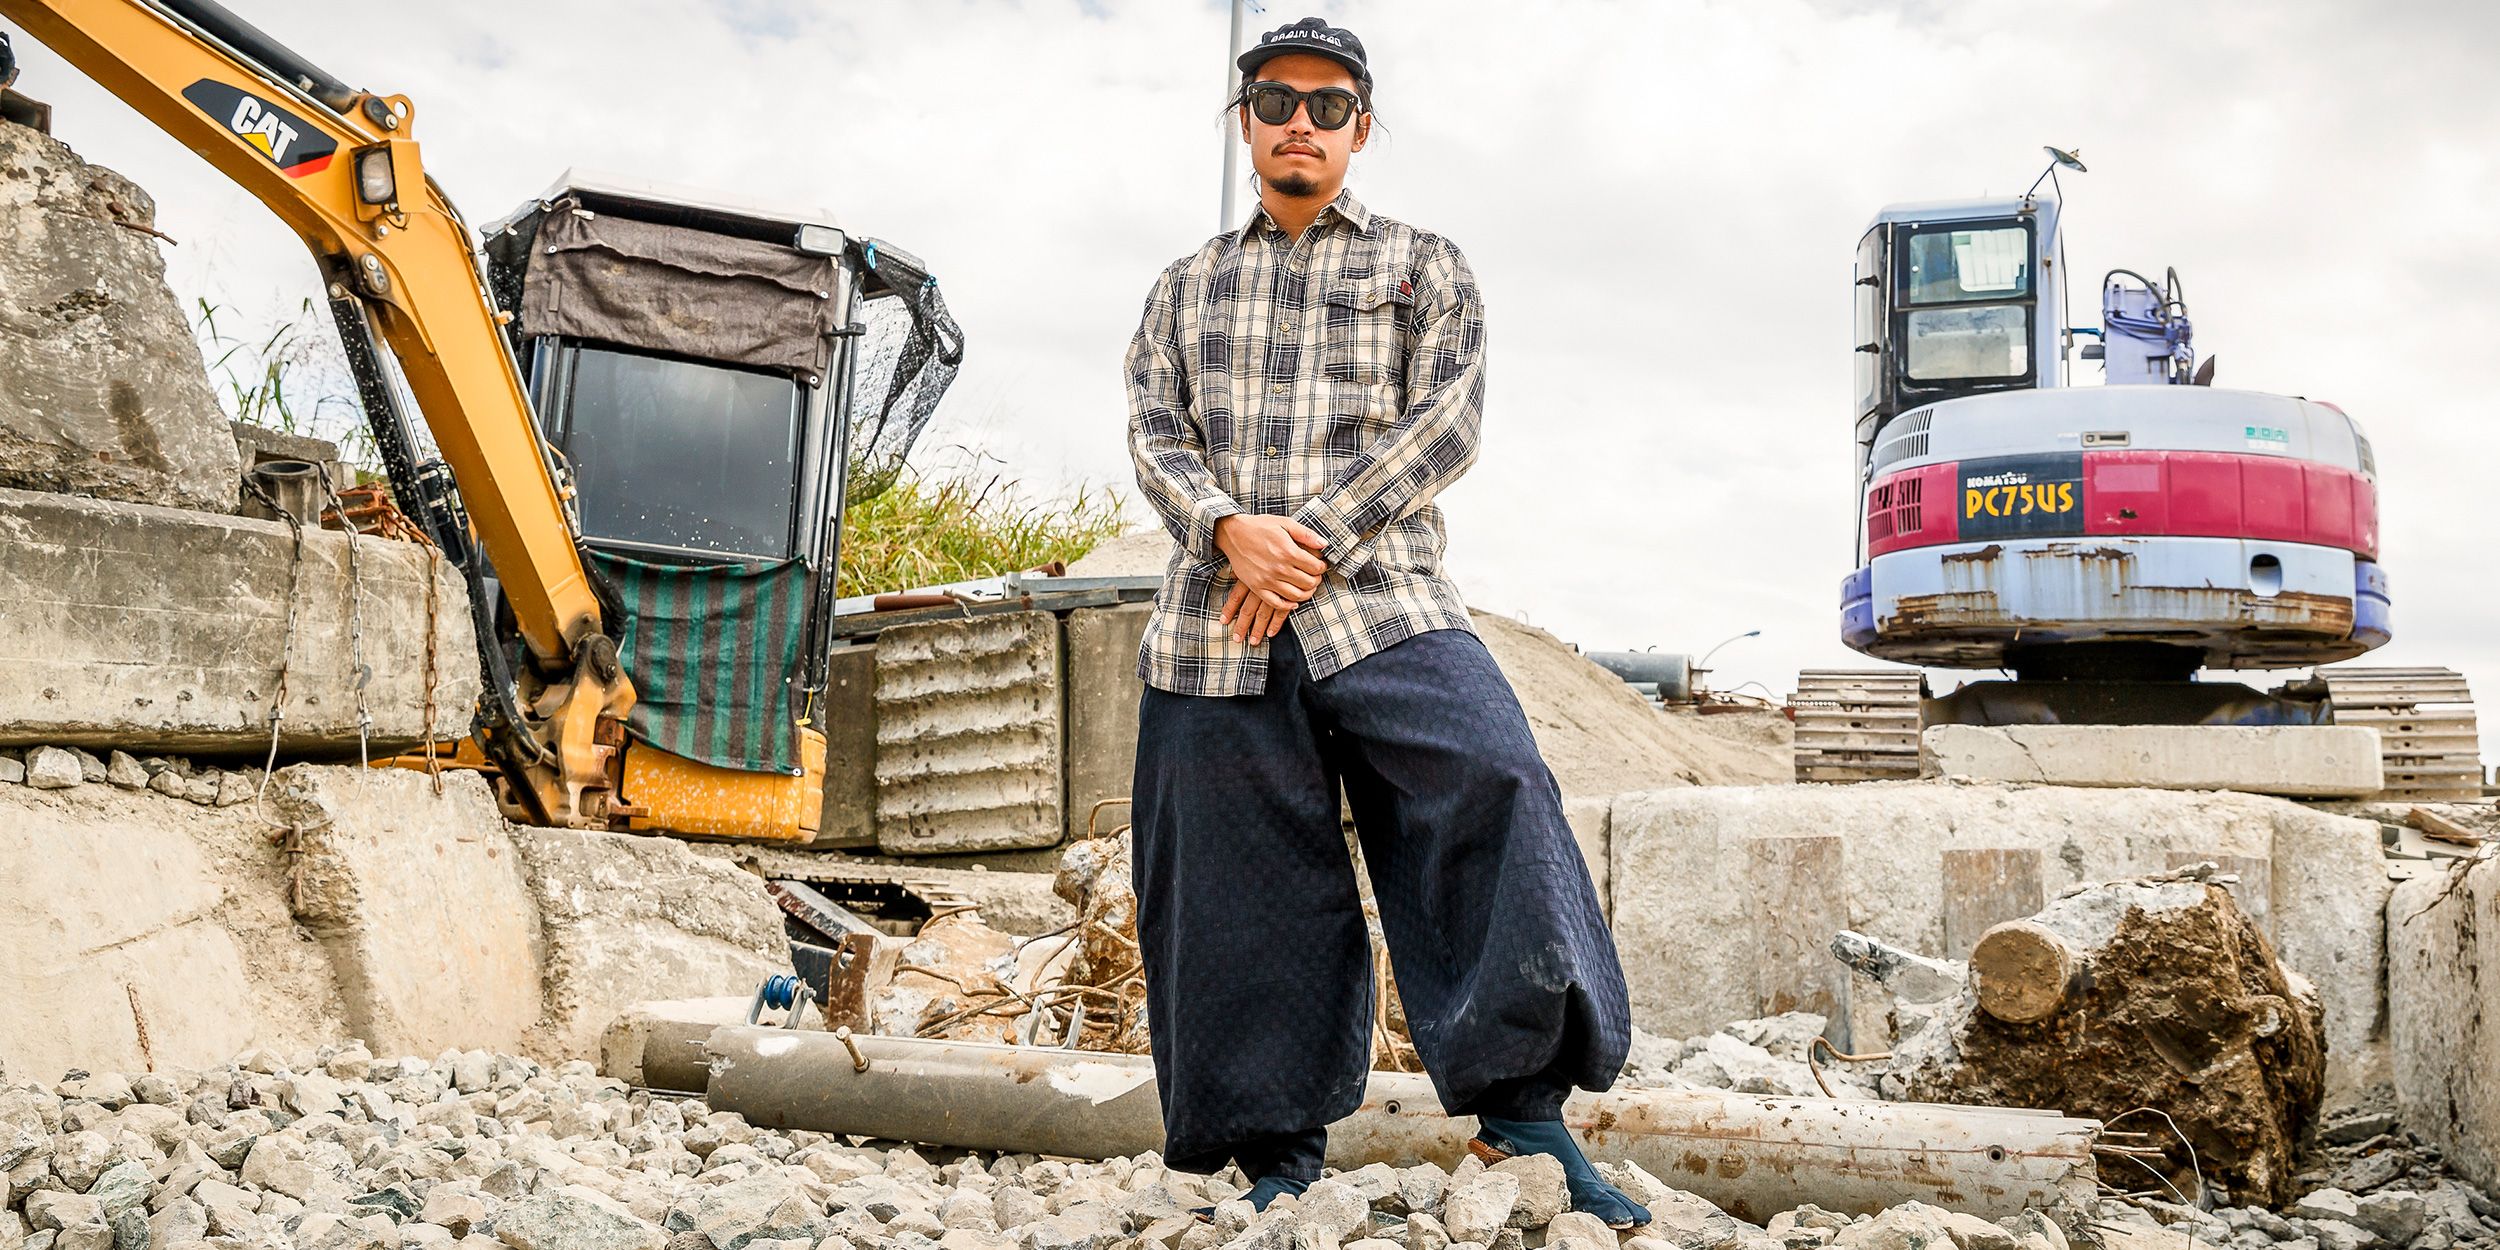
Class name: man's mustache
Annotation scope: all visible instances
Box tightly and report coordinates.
[1272,140,1325,157]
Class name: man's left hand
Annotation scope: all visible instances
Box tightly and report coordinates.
[1221,582,1297,645]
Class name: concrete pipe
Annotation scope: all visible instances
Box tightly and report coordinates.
[700,1027,2099,1221]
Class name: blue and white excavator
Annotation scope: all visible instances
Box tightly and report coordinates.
[1793,150,2479,797]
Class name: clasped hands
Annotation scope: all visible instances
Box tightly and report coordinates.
[1214,514,1328,645]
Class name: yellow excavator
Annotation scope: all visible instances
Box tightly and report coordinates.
[2,0,961,840]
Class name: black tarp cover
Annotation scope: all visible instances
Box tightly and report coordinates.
[519,203,842,383]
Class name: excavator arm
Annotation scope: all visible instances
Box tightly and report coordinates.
[1,0,646,825]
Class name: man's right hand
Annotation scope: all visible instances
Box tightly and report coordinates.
[1214,514,1328,612]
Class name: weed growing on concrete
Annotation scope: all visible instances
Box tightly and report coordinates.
[838,467,1126,596]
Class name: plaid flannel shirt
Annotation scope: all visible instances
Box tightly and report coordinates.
[1126,190,1485,696]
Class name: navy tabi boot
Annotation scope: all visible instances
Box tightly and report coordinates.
[1473,1115,1652,1230]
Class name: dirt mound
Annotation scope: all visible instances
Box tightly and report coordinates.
[1470,611,1790,794]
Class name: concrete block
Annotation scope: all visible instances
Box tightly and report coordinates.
[1922,724,2384,798]
[2390,856,2500,1191]
[873,611,1064,855]
[512,827,789,1060]
[0,486,480,754]
[1608,781,2392,1098]
[810,643,878,848]
[276,767,543,1056]
[1064,603,1151,842]
[0,122,240,513]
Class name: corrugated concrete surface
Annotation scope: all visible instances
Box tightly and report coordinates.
[0,486,480,755]
[873,611,1065,855]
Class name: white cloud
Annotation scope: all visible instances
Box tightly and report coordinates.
[10,0,2496,758]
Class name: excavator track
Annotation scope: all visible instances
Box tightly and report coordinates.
[2319,666,2485,801]
[1792,669,1926,783]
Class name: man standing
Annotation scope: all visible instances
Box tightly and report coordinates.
[1123,17,1649,1229]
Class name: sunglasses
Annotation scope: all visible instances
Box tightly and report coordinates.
[1244,81,1365,130]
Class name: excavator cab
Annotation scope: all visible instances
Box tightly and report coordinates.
[1850,197,2067,490]
[479,173,961,835]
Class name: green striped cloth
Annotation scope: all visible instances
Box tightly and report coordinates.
[587,550,809,775]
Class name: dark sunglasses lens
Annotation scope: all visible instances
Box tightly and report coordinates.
[1248,85,1298,125]
[1308,90,1356,129]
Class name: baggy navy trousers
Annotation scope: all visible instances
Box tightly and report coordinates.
[1132,624,1632,1177]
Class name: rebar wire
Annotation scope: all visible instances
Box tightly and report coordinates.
[2099,1104,2210,1226]
[1806,1035,1891,1097]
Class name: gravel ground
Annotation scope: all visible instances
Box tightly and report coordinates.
[4,1045,2497,1250]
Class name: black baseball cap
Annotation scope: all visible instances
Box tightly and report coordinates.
[1236,17,1371,92]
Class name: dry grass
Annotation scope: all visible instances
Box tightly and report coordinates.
[838,468,1126,597]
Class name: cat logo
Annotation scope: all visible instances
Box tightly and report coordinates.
[180,79,337,177]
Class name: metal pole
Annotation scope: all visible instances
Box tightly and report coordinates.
[1219,0,1248,232]
[699,1026,2101,1222]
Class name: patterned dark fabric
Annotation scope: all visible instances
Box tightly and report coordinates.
[1130,626,1630,1175]
[588,550,808,774]
[1125,190,1484,696]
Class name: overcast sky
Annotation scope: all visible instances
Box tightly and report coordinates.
[11,0,2497,754]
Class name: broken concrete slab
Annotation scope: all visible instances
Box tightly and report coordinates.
[0,771,356,1080]
[0,486,480,756]
[874,611,1065,855]
[512,827,790,1060]
[1608,781,2391,1096]
[2389,854,2500,1192]
[1922,724,2384,798]
[276,767,543,1057]
[0,121,240,513]
[0,785,258,1078]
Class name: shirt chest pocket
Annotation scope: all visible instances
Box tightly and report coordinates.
[1319,276,1411,390]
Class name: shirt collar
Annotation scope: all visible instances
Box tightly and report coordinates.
[1236,188,1373,243]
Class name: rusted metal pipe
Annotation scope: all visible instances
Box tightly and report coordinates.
[701,1027,2098,1221]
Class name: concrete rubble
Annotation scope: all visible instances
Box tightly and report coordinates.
[0,1046,2114,1250]
[1881,865,2325,1206]
[0,119,241,513]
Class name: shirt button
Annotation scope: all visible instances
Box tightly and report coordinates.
[1275,318,1291,333]
[1264,446,1280,457]
[1269,382,1288,394]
